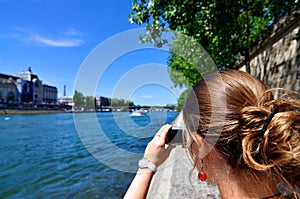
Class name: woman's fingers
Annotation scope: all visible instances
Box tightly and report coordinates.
[154,124,172,146]
[144,124,176,167]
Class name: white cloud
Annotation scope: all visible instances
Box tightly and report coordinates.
[9,27,85,47]
[140,95,155,99]
[31,34,84,47]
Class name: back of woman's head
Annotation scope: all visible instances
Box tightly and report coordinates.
[183,69,300,196]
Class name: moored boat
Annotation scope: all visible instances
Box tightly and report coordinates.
[130,109,147,116]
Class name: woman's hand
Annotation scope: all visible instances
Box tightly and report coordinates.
[144,124,176,167]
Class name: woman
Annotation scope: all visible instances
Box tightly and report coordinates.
[124,70,300,199]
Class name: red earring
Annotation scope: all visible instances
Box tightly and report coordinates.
[198,159,207,181]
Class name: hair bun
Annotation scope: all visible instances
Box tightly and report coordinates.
[239,99,300,195]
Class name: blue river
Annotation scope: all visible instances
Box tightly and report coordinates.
[0,111,178,199]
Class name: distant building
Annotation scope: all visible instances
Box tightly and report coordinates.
[95,96,110,107]
[0,67,57,105]
[58,95,110,111]
[58,96,74,107]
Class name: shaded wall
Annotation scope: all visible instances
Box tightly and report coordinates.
[239,8,300,92]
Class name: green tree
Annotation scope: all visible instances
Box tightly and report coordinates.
[130,0,297,78]
[111,98,135,107]
[176,88,190,111]
[130,0,297,108]
[168,32,218,88]
[128,101,135,106]
[85,96,95,109]
[73,90,85,107]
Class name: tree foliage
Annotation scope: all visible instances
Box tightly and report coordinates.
[110,98,135,107]
[130,0,298,109]
[73,90,85,107]
[130,0,298,83]
[176,88,190,111]
[168,32,218,88]
[85,96,95,108]
[73,91,136,109]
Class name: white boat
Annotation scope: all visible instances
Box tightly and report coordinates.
[130,109,147,116]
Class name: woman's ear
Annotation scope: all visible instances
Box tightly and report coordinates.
[194,133,203,146]
[194,133,214,158]
[193,133,206,158]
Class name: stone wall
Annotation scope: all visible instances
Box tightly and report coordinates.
[239,7,300,92]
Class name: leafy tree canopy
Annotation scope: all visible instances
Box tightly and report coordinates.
[130,0,297,109]
[73,90,85,106]
[130,0,297,84]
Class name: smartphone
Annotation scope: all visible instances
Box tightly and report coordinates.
[166,126,183,144]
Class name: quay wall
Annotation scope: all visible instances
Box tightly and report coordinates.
[238,7,300,92]
[0,109,66,115]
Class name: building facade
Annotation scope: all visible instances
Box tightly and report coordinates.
[0,67,57,106]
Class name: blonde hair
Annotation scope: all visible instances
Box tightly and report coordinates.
[183,70,300,197]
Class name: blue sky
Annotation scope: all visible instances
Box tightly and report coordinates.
[0,0,184,106]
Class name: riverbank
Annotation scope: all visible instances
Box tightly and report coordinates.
[0,108,177,115]
[0,109,68,115]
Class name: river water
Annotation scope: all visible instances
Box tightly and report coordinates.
[0,111,178,199]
